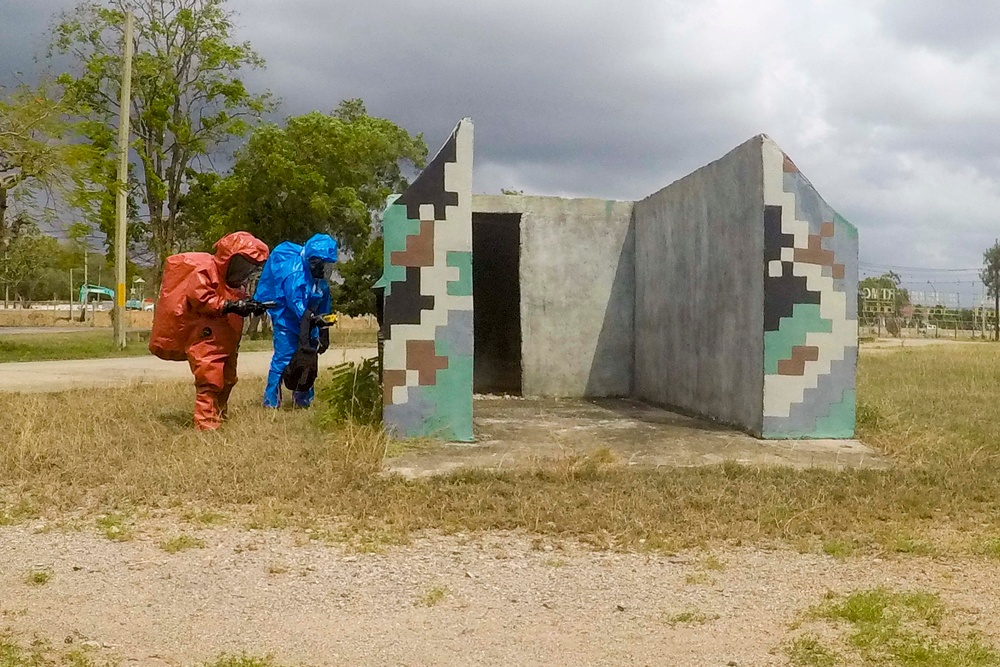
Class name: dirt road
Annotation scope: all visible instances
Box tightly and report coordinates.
[0,327,99,335]
[2,523,999,667]
[861,337,983,351]
[0,348,377,393]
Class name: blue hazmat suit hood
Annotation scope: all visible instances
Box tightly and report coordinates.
[254,234,338,330]
[303,234,338,263]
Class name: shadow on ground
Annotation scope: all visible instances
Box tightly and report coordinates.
[386,397,886,478]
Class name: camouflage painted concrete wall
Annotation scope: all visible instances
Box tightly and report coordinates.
[761,136,859,438]
[374,126,856,443]
[376,119,474,441]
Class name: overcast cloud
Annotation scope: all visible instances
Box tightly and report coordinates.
[3,0,1000,299]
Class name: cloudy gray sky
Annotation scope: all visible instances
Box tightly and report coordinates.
[3,0,1000,301]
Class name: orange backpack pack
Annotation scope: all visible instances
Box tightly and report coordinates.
[148,252,216,362]
[149,232,270,362]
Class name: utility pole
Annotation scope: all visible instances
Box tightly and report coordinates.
[113,8,134,349]
[82,244,88,323]
[2,251,8,310]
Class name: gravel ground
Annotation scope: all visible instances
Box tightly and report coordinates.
[3,522,1000,666]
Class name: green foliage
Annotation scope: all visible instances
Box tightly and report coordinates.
[200,100,425,315]
[176,170,223,252]
[209,100,426,251]
[52,0,272,268]
[0,634,117,667]
[972,537,1000,559]
[0,221,143,304]
[316,358,383,427]
[95,513,133,541]
[1,230,61,304]
[0,83,92,254]
[334,237,383,316]
[981,240,1000,340]
[860,272,910,312]
[816,588,943,628]
[981,241,1000,301]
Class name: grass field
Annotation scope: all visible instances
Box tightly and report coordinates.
[2,344,1000,555]
[0,329,376,363]
[0,636,274,667]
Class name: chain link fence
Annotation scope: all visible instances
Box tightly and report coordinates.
[860,288,997,339]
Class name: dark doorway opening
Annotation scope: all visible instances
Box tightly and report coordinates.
[473,212,522,394]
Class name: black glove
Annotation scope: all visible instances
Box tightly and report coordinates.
[300,309,336,352]
[299,310,317,349]
[222,299,265,317]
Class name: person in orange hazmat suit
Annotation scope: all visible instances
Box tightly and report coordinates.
[148,231,271,430]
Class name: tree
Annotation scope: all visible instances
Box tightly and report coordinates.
[52,0,272,273]
[174,169,221,251]
[981,240,1000,341]
[859,272,911,336]
[0,84,88,258]
[859,272,910,312]
[334,237,383,316]
[0,229,63,307]
[204,100,426,315]
[209,101,426,249]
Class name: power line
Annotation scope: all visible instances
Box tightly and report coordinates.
[860,263,981,273]
[899,280,982,286]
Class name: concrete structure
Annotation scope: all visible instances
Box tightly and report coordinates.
[376,119,475,441]
[632,135,858,438]
[634,138,766,432]
[471,195,634,398]
[379,129,858,441]
[760,138,858,438]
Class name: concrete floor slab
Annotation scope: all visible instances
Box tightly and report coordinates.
[387,396,886,477]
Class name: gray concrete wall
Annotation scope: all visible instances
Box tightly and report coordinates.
[632,136,766,433]
[473,195,635,398]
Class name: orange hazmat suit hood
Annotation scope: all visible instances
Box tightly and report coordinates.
[213,231,270,270]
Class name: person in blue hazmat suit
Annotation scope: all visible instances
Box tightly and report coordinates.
[253,233,339,408]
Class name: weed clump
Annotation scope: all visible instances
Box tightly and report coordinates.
[160,534,207,554]
[315,359,382,428]
[417,585,449,607]
[791,587,1000,666]
[96,514,133,542]
[25,570,51,586]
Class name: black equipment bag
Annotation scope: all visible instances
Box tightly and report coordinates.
[283,347,319,393]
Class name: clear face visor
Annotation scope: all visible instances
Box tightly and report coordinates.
[226,254,263,288]
[308,257,339,282]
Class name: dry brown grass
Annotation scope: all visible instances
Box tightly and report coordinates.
[0,308,152,329]
[3,346,1000,553]
[0,377,387,513]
